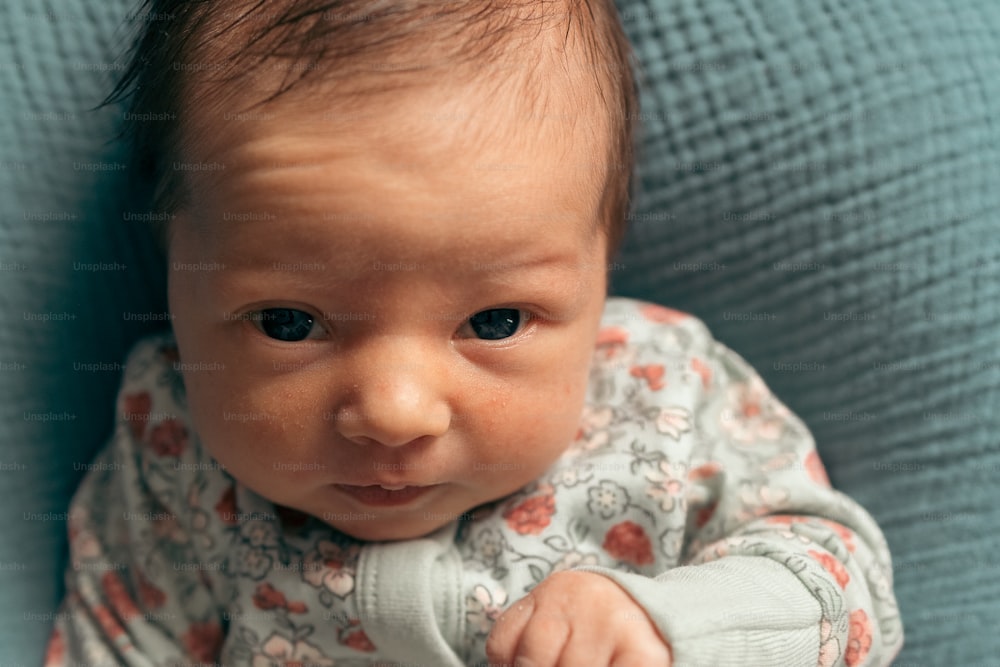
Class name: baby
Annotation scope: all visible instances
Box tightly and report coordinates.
[46,0,903,665]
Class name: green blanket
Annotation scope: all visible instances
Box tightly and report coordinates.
[2,0,998,662]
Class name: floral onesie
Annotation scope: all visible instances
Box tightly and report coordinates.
[44,297,904,666]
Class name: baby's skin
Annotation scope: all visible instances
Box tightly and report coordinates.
[166,37,672,666]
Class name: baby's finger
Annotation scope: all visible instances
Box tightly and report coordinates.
[609,641,673,667]
[507,602,572,667]
[555,631,615,667]
[486,594,535,666]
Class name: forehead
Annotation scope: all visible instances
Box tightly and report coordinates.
[176,2,613,196]
[176,63,611,258]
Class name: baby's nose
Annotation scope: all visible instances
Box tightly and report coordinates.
[333,342,451,448]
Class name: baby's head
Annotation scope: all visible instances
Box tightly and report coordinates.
[115,0,638,540]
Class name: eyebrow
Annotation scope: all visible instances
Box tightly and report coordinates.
[207,251,585,301]
[460,253,582,273]
[219,241,584,275]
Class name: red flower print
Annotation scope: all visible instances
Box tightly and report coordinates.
[765,515,807,526]
[639,303,689,325]
[339,622,377,652]
[182,621,223,664]
[215,486,238,526]
[101,572,142,622]
[820,519,857,553]
[275,503,311,530]
[817,618,838,667]
[148,418,188,457]
[805,451,831,487]
[690,357,712,388]
[808,550,850,589]
[43,627,65,666]
[845,609,873,666]
[503,494,556,535]
[720,377,790,443]
[596,326,630,347]
[603,521,654,565]
[123,391,151,439]
[630,364,666,390]
[253,582,287,610]
[688,461,722,482]
[253,582,308,614]
[595,326,630,363]
[136,569,167,609]
[92,604,126,642]
[695,501,718,528]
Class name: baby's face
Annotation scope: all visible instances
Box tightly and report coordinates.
[168,78,609,540]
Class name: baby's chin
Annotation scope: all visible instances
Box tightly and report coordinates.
[326,518,449,542]
[321,500,501,542]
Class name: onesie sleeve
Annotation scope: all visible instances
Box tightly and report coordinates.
[577,311,904,667]
[44,335,227,666]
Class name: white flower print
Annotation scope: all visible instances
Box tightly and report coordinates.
[549,463,594,489]
[572,405,614,453]
[592,326,637,372]
[551,550,600,573]
[232,542,274,581]
[302,539,359,599]
[719,375,791,444]
[579,429,609,452]
[655,406,692,440]
[587,480,630,519]
[469,528,507,570]
[240,520,279,549]
[645,459,686,513]
[582,405,614,431]
[251,632,335,667]
[466,583,509,636]
[736,482,791,520]
[657,527,685,562]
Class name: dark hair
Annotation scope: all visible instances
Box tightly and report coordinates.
[107,0,640,259]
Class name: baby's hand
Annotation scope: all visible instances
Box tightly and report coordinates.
[486,570,673,667]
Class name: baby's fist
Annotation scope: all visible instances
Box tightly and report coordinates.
[485,570,672,667]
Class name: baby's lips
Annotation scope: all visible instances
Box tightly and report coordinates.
[341,477,437,489]
[333,483,440,507]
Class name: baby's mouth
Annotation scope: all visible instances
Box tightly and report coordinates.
[333,483,438,507]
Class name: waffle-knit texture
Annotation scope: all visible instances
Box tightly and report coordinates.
[2,0,998,662]
[613,2,1000,660]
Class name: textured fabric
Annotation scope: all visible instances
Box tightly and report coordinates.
[0,1,167,665]
[2,0,998,664]
[44,298,902,666]
[611,0,1000,662]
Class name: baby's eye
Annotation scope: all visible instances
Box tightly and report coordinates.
[249,308,319,342]
[462,308,526,340]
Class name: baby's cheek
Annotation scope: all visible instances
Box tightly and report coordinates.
[189,378,301,461]
[473,410,575,485]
